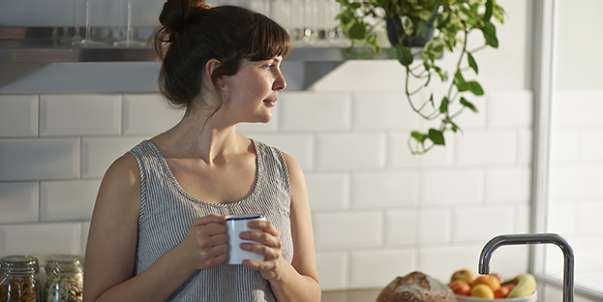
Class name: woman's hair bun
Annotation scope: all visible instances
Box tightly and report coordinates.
[159,0,210,33]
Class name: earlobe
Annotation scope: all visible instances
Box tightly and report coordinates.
[215,78,227,91]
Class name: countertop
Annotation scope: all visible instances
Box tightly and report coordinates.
[322,288,381,302]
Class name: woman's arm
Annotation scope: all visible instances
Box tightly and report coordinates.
[242,152,321,301]
[83,154,194,302]
[83,154,229,302]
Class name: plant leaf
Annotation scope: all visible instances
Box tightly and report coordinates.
[449,120,460,133]
[465,81,485,96]
[439,97,449,114]
[467,52,479,74]
[460,97,478,113]
[416,21,430,39]
[484,0,494,22]
[348,22,367,40]
[454,70,466,85]
[454,70,468,91]
[481,21,499,48]
[395,44,413,66]
[428,128,446,145]
[444,117,461,133]
[411,131,427,143]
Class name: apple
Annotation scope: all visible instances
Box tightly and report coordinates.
[471,284,495,299]
[450,269,476,284]
[448,280,471,296]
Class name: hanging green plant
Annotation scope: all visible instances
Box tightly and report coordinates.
[336,0,505,154]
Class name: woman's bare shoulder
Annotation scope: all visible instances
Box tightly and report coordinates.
[104,153,139,187]
[94,153,141,212]
[278,151,303,176]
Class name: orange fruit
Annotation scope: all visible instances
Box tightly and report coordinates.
[471,275,501,291]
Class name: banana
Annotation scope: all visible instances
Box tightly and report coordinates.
[507,273,537,298]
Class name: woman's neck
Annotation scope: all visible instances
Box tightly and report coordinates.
[154,106,248,166]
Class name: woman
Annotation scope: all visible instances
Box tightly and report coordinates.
[83,1,320,301]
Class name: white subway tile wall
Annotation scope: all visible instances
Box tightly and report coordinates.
[81,136,148,178]
[305,173,350,210]
[349,249,416,288]
[0,138,80,181]
[0,182,39,223]
[39,94,122,136]
[384,210,417,246]
[352,172,419,208]
[40,180,100,221]
[122,94,184,135]
[418,208,452,245]
[315,252,348,290]
[456,130,518,166]
[547,90,603,290]
[487,91,533,128]
[0,95,38,137]
[0,90,536,290]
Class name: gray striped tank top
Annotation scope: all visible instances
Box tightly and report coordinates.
[128,138,293,302]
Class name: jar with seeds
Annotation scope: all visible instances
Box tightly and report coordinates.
[0,255,42,302]
[44,255,83,302]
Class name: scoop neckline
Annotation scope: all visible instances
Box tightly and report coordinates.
[144,138,263,208]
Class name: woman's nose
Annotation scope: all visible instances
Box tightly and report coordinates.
[273,72,287,91]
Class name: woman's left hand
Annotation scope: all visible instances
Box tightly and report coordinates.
[240,220,286,281]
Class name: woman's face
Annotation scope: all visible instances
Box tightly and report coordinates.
[220,56,287,124]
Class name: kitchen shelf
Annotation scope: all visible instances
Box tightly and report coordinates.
[0,26,399,93]
[0,26,398,63]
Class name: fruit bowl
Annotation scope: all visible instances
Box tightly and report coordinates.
[456,292,537,302]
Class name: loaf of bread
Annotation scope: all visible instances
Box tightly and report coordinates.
[376,271,457,302]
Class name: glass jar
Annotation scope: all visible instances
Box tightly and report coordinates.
[44,255,83,302]
[0,255,42,302]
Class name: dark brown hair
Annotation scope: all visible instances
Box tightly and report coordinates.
[153,0,291,109]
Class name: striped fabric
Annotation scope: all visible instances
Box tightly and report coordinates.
[128,138,293,302]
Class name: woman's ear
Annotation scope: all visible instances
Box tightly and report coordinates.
[205,58,225,90]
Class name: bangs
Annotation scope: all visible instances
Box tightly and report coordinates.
[246,13,291,61]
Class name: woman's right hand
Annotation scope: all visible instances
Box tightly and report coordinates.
[177,214,229,270]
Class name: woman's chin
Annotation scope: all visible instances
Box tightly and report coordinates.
[243,114,272,124]
[257,112,273,123]
[259,116,272,123]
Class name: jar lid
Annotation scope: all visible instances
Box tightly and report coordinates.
[45,254,82,274]
[0,255,40,274]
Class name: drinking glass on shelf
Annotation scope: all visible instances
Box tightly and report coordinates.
[72,0,108,46]
[302,0,319,45]
[314,0,329,46]
[113,0,147,47]
[288,0,305,45]
[325,0,348,47]
[270,0,292,34]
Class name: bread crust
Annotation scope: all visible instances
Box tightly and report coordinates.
[376,271,457,302]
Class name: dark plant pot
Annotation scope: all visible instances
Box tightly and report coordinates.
[385,15,434,48]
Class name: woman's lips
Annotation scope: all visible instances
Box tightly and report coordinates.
[263,99,277,107]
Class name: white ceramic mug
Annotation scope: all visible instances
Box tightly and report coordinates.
[226,214,266,265]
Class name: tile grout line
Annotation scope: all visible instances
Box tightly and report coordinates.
[80,136,83,179]
[37,94,42,223]
[36,94,41,138]
[37,181,42,223]
[120,93,125,136]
